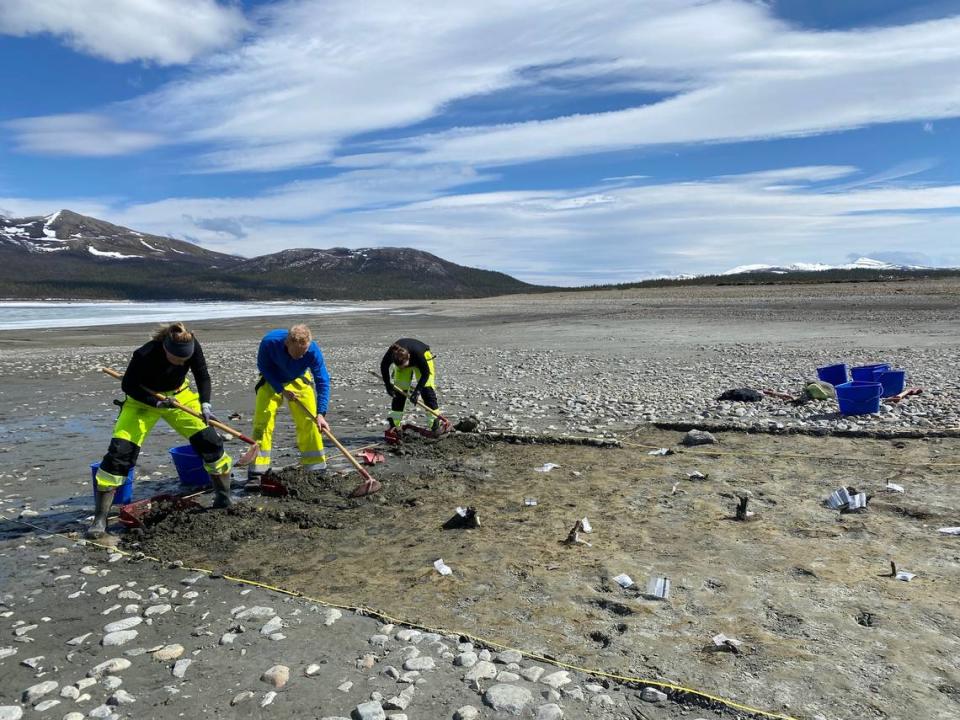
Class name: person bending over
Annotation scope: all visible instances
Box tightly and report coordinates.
[90,322,233,538]
[250,324,331,481]
[380,338,446,440]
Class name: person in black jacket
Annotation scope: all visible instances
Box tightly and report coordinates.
[89,322,233,539]
[380,338,446,440]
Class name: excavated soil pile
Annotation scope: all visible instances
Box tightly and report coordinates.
[124,428,960,719]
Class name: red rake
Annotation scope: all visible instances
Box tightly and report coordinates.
[885,387,923,404]
[287,396,382,498]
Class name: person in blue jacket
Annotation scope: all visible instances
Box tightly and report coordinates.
[249,324,331,481]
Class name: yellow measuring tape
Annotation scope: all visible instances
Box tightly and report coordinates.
[0,511,799,720]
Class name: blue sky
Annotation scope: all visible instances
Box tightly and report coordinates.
[2,0,960,285]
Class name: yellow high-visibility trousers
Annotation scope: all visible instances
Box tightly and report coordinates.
[252,373,326,474]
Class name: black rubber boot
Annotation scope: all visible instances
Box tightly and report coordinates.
[212,474,233,509]
[85,488,116,539]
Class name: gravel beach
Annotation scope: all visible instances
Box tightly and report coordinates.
[1,279,958,720]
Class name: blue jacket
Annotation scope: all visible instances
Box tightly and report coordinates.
[257,329,331,414]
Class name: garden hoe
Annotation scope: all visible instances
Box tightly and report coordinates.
[286,395,382,498]
[101,367,259,466]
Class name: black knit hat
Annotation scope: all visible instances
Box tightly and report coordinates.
[163,335,195,359]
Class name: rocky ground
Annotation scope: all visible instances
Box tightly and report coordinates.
[1,279,959,720]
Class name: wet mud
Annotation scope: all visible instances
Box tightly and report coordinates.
[123,427,960,720]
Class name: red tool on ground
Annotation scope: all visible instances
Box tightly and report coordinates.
[101,367,260,467]
[118,493,202,528]
[368,371,453,440]
[286,395,382,498]
[885,387,923,404]
[357,449,385,466]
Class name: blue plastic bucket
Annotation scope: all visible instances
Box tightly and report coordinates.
[850,363,890,382]
[878,370,906,397]
[90,463,134,505]
[169,445,212,486]
[816,363,848,386]
[836,381,882,415]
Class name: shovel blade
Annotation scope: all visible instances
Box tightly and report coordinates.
[236,442,260,467]
[349,477,382,498]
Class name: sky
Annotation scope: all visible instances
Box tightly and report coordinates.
[2,0,960,285]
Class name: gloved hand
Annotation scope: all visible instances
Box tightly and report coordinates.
[408,388,420,406]
[156,397,175,409]
[201,402,218,423]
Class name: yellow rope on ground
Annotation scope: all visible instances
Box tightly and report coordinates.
[619,438,960,468]
[0,511,799,720]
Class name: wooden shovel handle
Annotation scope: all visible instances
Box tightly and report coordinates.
[368,370,447,421]
[100,367,256,446]
[287,395,374,481]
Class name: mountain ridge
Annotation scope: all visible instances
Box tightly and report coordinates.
[0,209,536,300]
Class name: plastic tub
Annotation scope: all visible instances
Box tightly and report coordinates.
[169,445,212,486]
[878,370,906,397]
[816,363,848,386]
[850,363,890,382]
[835,381,882,415]
[90,463,134,505]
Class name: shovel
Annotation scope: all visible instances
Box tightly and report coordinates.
[286,395,382,498]
[368,370,452,434]
[101,367,259,467]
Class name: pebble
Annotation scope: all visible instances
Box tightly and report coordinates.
[402,657,434,672]
[107,690,136,705]
[521,666,545,682]
[66,633,90,646]
[231,690,254,706]
[63,714,84,720]
[464,661,498,681]
[483,684,534,715]
[101,677,122,691]
[261,665,289,688]
[22,681,58,703]
[338,681,353,692]
[0,705,22,718]
[60,686,79,700]
[152,644,184,661]
[454,652,478,667]
[96,585,120,595]
[87,705,112,718]
[32,699,59,712]
[13,625,36,637]
[322,608,342,626]
[144,604,170,617]
[172,659,192,678]
[540,671,571,689]
[536,704,564,720]
[76,678,97,691]
[497,671,521,682]
[305,663,323,676]
[641,687,668,703]
[353,701,386,720]
[495,650,523,664]
[260,616,283,635]
[20,655,43,669]
[682,429,717,446]
[261,691,277,707]
[235,606,275,621]
[394,629,421,643]
[102,630,138,647]
[181,574,204,586]
[103,617,141,633]
[219,632,237,645]
[369,634,389,647]
[0,648,16,660]
[454,707,480,720]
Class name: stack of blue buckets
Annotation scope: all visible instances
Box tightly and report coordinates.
[816,363,906,415]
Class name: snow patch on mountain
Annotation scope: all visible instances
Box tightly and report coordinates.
[721,257,929,275]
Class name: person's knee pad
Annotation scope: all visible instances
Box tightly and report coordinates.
[100,438,140,476]
[188,427,225,464]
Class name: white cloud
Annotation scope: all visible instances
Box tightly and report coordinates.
[5,114,164,156]
[0,0,246,65]
[14,0,960,174]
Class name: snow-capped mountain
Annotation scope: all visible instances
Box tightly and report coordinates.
[0,209,533,300]
[721,257,931,275]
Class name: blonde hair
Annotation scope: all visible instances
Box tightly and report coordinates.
[152,321,193,343]
[287,324,312,346]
